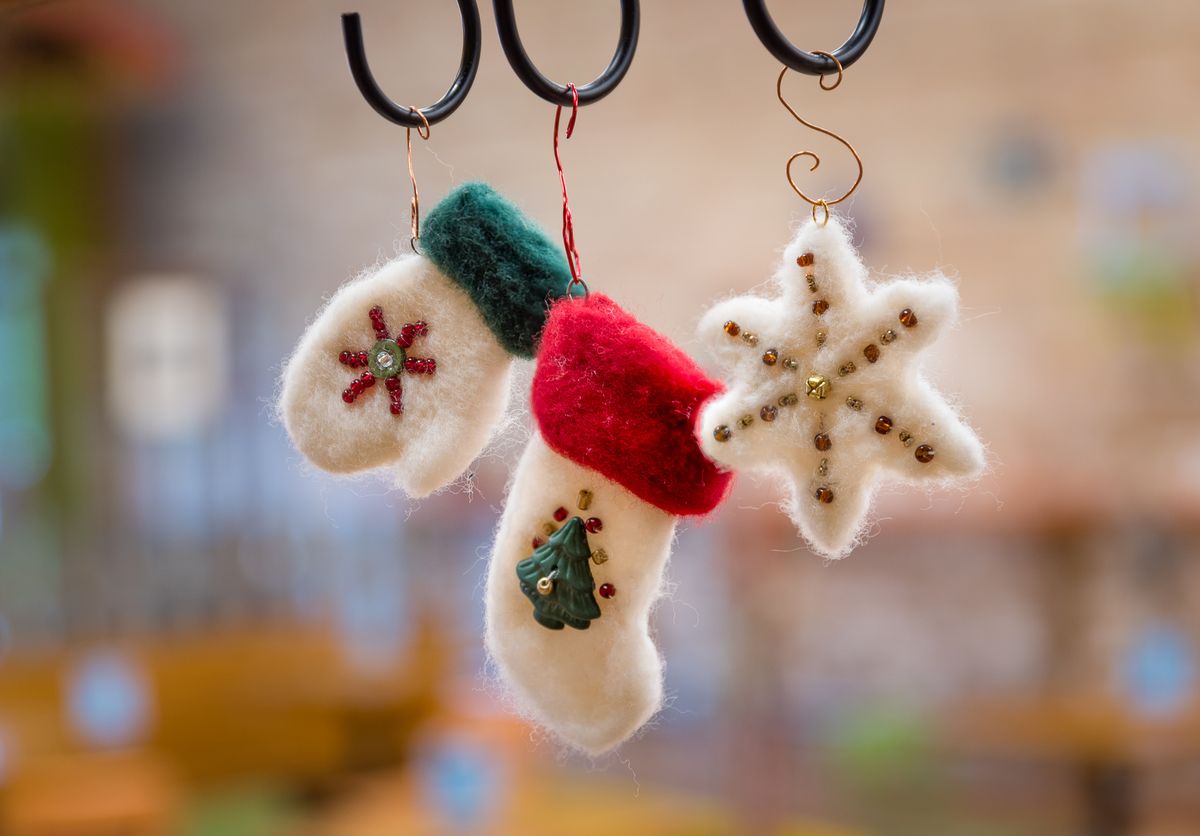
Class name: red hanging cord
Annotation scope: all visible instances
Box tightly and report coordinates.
[553,83,585,294]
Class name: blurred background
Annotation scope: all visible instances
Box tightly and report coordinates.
[1,0,1199,834]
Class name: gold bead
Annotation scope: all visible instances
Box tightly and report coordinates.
[536,577,554,596]
[846,396,863,411]
[838,361,857,377]
[542,522,557,536]
[713,425,732,442]
[806,274,817,293]
[816,330,827,346]
[723,320,741,337]
[782,357,798,371]
[737,414,755,429]
[818,458,829,477]
[797,252,815,267]
[577,489,593,511]
[762,349,778,366]
[805,374,831,400]
[742,332,759,346]
[591,548,609,565]
[760,405,778,422]
[779,392,799,406]
[898,430,914,447]
[880,329,897,344]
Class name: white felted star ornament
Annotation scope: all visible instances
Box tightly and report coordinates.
[278,183,576,495]
[696,215,985,558]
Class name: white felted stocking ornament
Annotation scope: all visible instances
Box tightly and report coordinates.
[485,294,732,754]
[696,215,986,558]
[279,183,574,495]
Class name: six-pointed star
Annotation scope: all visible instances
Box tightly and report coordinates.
[697,217,986,558]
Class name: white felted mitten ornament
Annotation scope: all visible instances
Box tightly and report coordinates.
[485,294,732,754]
[697,216,985,558]
[279,183,574,495]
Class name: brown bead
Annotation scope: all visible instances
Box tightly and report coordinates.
[815,486,835,504]
[812,299,830,315]
[797,252,815,267]
[762,349,778,366]
[737,414,755,429]
[899,308,918,327]
[760,405,778,422]
[875,415,893,434]
[838,361,856,377]
[779,392,799,406]
[814,433,831,451]
[713,425,732,442]
[723,320,741,337]
[863,343,880,363]
[806,274,818,293]
[915,444,936,463]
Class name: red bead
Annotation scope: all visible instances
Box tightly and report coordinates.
[389,402,402,415]
[585,517,603,534]
[398,325,416,347]
[424,359,436,374]
[385,378,401,392]
[369,305,383,320]
[342,389,355,403]
[349,380,364,395]
[375,328,388,340]
[553,506,569,522]
[357,352,369,365]
[360,372,375,387]
[339,351,352,365]
[532,536,545,549]
[404,357,419,372]
[413,321,428,336]
[599,583,616,599]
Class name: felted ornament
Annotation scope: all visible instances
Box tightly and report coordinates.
[278,182,573,495]
[696,215,986,559]
[485,293,732,754]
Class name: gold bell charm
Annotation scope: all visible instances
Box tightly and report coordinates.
[536,576,554,596]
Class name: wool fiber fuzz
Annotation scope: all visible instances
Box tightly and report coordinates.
[485,432,675,755]
[422,182,575,358]
[533,294,733,517]
[279,254,511,495]
[697,216,985,558]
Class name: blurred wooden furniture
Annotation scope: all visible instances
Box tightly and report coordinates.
[0,751,179,836]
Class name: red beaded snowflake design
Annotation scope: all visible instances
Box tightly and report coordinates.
[338,305,436,416]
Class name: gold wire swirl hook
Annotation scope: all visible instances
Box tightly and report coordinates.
[777,52,862,227]
[406,106,431,252]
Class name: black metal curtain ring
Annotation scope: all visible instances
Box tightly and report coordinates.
[743,0,885,76]
[341,0,482,127]
[493,0,640,107]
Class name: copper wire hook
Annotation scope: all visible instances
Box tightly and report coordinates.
[777,52,863,226]
[406,106,431,253]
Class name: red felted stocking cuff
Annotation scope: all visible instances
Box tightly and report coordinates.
[531,294,733,516]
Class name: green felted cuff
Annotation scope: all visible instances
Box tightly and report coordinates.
[422,182,575,359]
